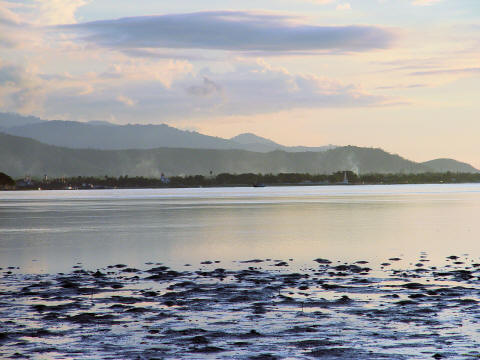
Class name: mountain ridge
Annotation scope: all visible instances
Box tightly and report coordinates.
[420,158,478,173]
[230,132,336,153]
[0,132,477,178]
[0,112,335,153]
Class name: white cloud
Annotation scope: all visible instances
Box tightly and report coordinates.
[27,58,393,123]
[100,60,193,88]
[116,95,137,107]
[0,0,89,50]
[7,0,89,25]
[38,0,88,24]
[0,60,46,113]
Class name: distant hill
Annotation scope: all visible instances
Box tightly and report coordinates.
[1,133,477,178]
[421,159,479,173]
[230,133,336,153]
[231,133,280,146]
[2,120,237,151]
[0,112,45,129]
[0,112,334,152]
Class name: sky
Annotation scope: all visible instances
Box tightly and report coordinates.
[0,0,479,166]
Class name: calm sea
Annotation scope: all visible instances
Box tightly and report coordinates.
[1,184,479,273]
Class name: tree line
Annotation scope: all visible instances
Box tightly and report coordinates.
[0,172,15,189]
[6,171,480,190]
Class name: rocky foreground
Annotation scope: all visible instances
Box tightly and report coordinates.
[1,255,479,359]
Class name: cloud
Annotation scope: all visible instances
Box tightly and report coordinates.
[0,63,29,86]
[205,60,391,114]
[0,0,89,48]
[2,0,88,25]
[34,59,392,123]
[116,95,137,107]
[376,83,427,90]
[0,2,22,26]
[299,0,335,3]
[412,0,442,6]
[39,73,74,81]
[0,60,45,113]
[10,86,45,113]
[0,0,88,49]
[0,1,32,48]
[36,0,88,25]
[60,11,396,53]
[186,77,221,96]
[120,48,211,61]
[99,60,193,88]
[336,3,351,10]
[410,67,480,76]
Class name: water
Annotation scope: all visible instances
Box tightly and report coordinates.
[1,184,480,359]
[1,184,480,273]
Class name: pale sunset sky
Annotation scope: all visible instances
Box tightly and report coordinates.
[1,0,479,166]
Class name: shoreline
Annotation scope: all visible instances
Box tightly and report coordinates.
[3,171,479,191]
[4,181,480,192]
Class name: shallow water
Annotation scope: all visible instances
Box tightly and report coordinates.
[1,184,480,273]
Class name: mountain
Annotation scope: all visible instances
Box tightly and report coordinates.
[1,133,477,178]
[86,120,117,126]
[421,159,479,173]
[230,133,336,153]
[0,112,45,129]
[231,133,281,146]
[230,132,287,152]
[3,120,237,150]
[0,112,334,152]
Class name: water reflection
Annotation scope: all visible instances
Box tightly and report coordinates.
[1,184,479,273]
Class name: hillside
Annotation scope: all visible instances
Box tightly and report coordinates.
[2,120,236,151]
[1,133,477,178]
[230,133,336,153]
[421,159,478,173]
[0,113,45,129]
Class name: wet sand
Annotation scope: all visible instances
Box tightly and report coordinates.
[1,255,479,359]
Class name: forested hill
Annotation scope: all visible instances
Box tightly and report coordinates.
[420,159,478,173]
[1,133,477,178]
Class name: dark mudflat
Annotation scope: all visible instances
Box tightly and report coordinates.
[0,255,479,359]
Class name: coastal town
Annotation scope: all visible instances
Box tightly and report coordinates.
[2,171,480,191]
